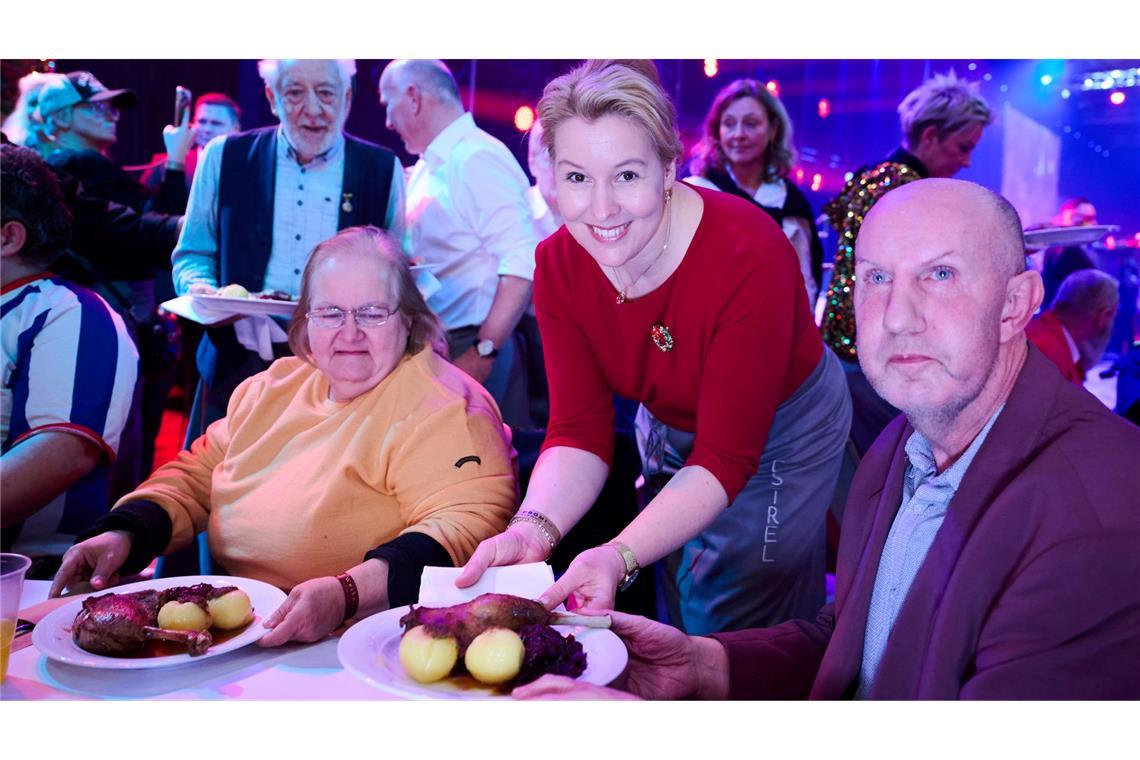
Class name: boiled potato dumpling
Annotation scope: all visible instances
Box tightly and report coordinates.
[157,600,212,632]
[399,625,459,684]
[207,589,253,630]
[218,283,250,299]
[464,627,524,685]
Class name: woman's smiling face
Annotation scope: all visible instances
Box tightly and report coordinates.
[553,113,674,271]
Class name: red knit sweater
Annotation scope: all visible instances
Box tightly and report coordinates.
[534,187,823,500]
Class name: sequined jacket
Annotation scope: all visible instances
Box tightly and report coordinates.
[819,148,927,361]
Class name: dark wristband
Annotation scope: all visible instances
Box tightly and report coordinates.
[336,572,359,621]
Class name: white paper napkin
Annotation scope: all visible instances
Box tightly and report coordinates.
[160,295,230,326]
[233,316,289,361]
[417,562,555,607]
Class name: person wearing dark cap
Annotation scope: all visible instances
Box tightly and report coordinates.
[33,71,136,158]
[33,71,173,498]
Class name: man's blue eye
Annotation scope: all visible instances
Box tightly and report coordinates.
[932,267,953,281]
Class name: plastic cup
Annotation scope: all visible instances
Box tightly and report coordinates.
[1,553,32,682]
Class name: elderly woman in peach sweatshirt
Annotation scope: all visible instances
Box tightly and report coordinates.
[52,226,517,645]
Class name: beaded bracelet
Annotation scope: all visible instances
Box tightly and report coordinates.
[336,572,359,621]
[508,510,562,549]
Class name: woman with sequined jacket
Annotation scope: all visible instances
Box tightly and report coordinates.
[456,60,852,636]
[820,71,992,454]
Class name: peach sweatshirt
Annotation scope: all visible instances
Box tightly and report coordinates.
[116,348,518,589]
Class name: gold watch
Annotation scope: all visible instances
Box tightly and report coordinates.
[606,541,640,592]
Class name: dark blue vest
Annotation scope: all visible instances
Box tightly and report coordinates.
[197,127,396,391]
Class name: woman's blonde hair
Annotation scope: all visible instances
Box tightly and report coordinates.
[287,226,443,361]
[898,70,993,148]
[537,60,683,167]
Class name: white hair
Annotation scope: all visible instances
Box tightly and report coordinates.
[2,72,57,149]
[257,59,356,92]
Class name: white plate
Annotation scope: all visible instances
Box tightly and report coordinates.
[191,294,297,318]
[32,575,286,670]
[337,605,628,700]
[1023,224,1118,249]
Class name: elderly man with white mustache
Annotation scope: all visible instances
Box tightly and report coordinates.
[172,59,406,439]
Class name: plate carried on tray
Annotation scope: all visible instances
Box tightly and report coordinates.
[32,575,286,670]
[160,295,296,325]
[192,294,297,317]
[1023,224,1118,250]
[337,604,628,700]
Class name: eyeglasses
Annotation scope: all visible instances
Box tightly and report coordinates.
[306,305,398,329]
[79,101,120,120]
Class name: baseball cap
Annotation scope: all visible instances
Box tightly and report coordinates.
[34,71,137,121]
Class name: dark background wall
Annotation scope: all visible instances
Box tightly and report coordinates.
[31,58,1140,243]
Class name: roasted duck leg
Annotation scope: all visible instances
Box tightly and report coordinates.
[399,593,610,653]
[73,590,213,656]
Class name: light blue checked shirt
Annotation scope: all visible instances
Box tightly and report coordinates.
[855,406,1003,698]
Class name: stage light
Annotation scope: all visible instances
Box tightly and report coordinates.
[795,167,805,184]
[968,62,977,71]
[1040,74,1053,86]
[514,105,535,132]
[844,171,854,182]
[704,59,718,78]
[1079,67,1139,91]
[1110,91,1126,105]
[817,98,830,118]
[1103,236,1115,250]
[810,173,822,192]
[766,80,779,96]
[1061,88,1071,99]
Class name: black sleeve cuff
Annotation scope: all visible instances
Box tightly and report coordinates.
[363,532,453,607]
[77,500,174,575]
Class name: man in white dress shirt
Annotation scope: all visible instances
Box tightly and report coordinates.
[379,59,539,419]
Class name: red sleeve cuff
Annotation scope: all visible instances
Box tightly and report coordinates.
[10,423,116,464]
[685,449,751,503]
[540,429,615,467]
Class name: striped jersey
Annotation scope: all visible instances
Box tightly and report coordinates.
[2,273,138,557]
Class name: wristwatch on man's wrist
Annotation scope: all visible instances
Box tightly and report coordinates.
[606,541,640,592]
[475,337,499,358]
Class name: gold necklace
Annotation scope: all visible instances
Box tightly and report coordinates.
[614,192,673,305]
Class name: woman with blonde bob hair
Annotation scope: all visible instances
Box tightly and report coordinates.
[459,61,851,636]
[686,79,824,304]
[54,226,518,646]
